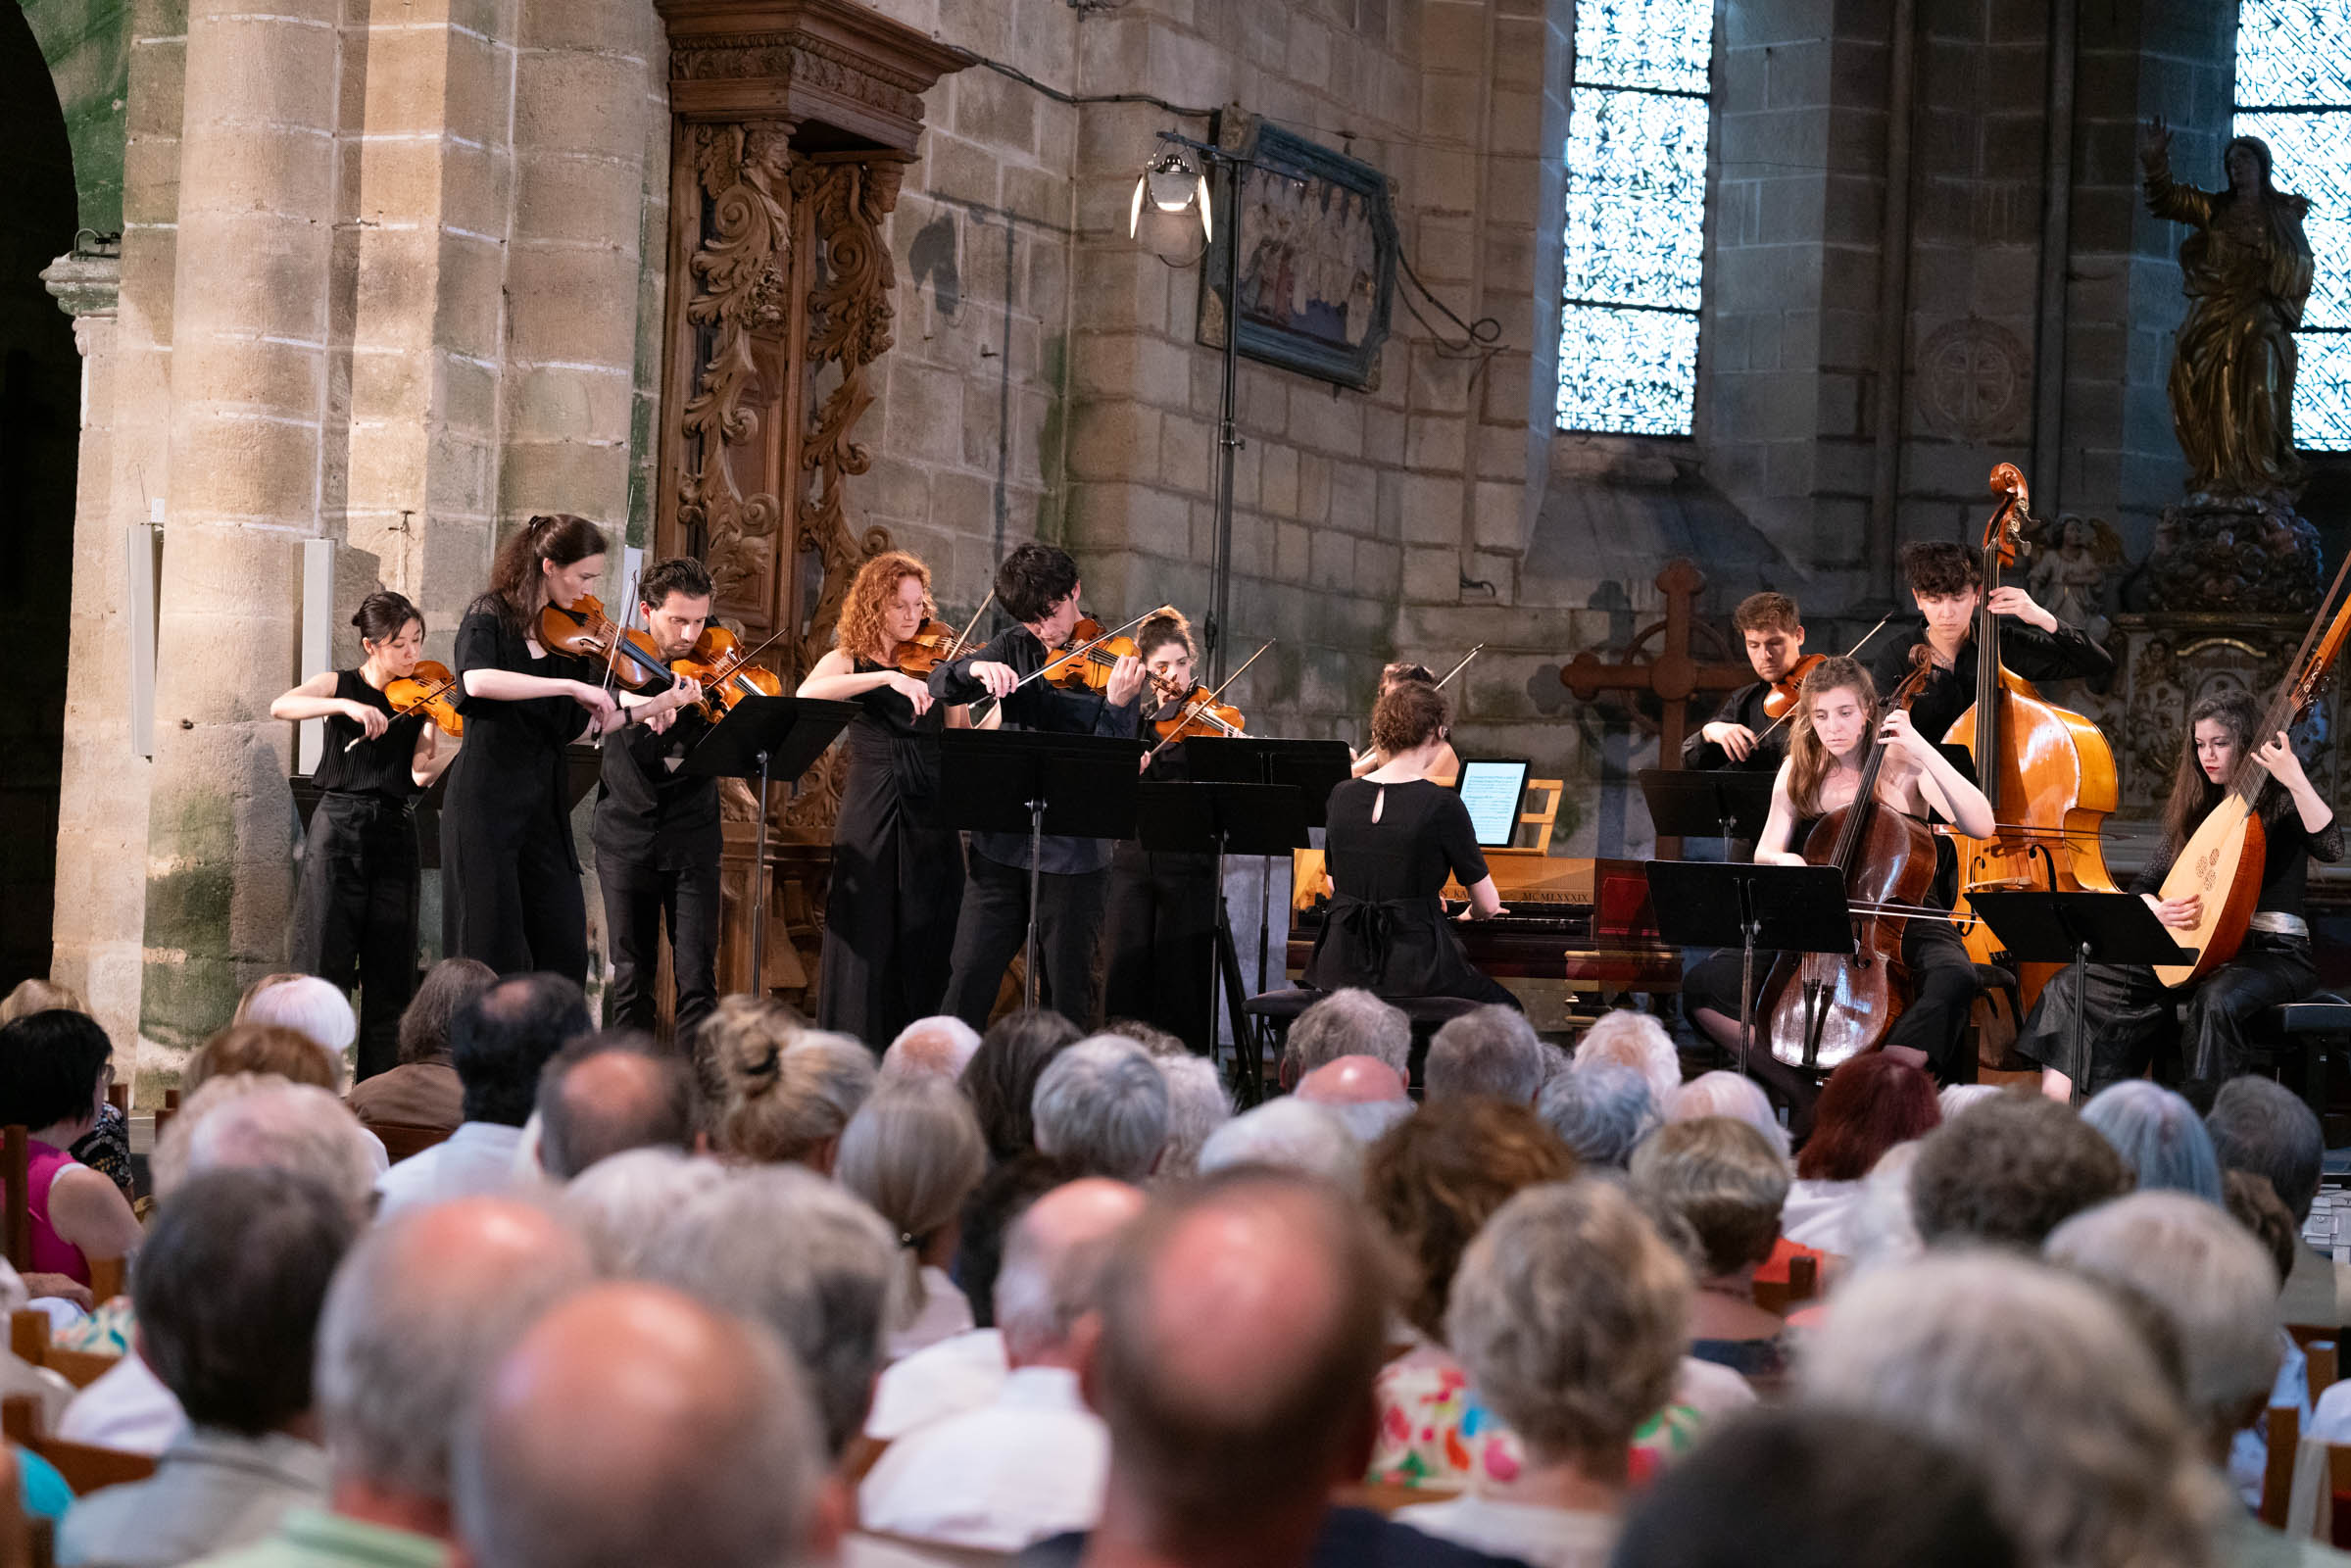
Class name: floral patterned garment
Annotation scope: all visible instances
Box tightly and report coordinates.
[1368,1345,1703,1490]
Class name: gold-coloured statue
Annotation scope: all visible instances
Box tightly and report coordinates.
[2140,118,2314,499]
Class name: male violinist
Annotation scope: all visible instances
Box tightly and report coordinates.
[927,542,1149,1030]
[592,557,722,1042]
[1685,591,1808,774]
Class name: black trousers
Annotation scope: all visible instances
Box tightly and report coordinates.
[597,852,720,1044]
[444,804,588,986]
[291,794,419,1081]
[1102,845,1220,1054]
[1684,919,1978,1086]
[941,850,1107,1032]
[2016,931,2316,1095]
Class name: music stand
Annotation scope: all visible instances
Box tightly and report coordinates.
[1136,781,1310,1102]
[936,729,1145,1009]
[1643,860,1855,1076]
[1966,891,2193,1096]
[1637,768,1776,845]
[682,697,860,997]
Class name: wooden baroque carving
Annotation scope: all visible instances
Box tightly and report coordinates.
[670,34,931,123]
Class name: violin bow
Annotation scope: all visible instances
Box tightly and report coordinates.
[1145,639,1274,762]
[952,590,996,661]
[1752,612,1898,746]
[1434,645,1485,690]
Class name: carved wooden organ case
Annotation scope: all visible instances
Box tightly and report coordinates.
[652,0,964,1004]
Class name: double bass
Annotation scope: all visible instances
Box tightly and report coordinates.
[1763,655,1939,1071]
[1945,463,2121,1008]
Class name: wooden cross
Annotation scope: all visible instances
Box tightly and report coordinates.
[1560,559,1754,857]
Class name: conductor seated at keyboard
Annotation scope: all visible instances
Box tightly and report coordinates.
[1302,679,1518,1010]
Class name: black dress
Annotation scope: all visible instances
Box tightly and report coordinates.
[1303,777,1516,1007]
[441,600,596,983]
[292,669,426,1079]
[1102,721,1221,1053]
[816,659,964,1047]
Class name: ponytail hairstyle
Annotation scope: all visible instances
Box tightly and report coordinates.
[351,590,423,648]
[1785,656,1878,818]
[2161,687,2292,856]
[701,995,878,1165]
[482,514,608,632]
[1135,609,1196,663]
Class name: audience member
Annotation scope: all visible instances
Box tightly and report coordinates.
[1101,1018,1186,1057]
[1909,1093,2133,1250]
[533,1034,694,1181]
[1801,1252,2224,1568]
[881,1015,983,1082]
[2217,1170,2321,1511]
[1285,988,1409,1082]
[376,974,589,1218]
[1395,1180,1690,1567]
[454,1285,829,1568]
[558,1148,730,1278]
[0,1009,143,1285]
[1937,1082,2002,1120]
[0,982,133,1200]
[348,957,494,1134]
[2082,1081,2225,1201]
[960,1008,1083,1163]
[1424,1005,1545,1103]
[948,1152,1079,1333]
[1031,1037,1168,1180]
[836,1077,988,1359]
[0,978,83,1026]
[1295,1054,1415,1145]
[1629,1117,1792,1383]
[1782,1054,1939,1253]
[1570,1009,1681,1111]
[704,997,876,1170]
[1837,1141,1927,1282]
[231,974,309,1023]
[1612,1407,2019,1568]
[184,1023,340,1096]
[1534,1061,1657,1169]
[1197,1100,1362,1193]
[59,1169,355,1568]
[240,978,359,1083]
[1151,1054,1231,1179]
[2207,1076,2347,1330]
[1666,1070,1790,1161]
[859,1180,1146,1550]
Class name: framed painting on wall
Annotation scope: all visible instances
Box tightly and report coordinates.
[1199,111,1396,392]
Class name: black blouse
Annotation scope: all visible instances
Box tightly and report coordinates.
[1323,778,1490,903]
[2131,788,2344,921]
[310,669,425,801]
[1683,680,1787,773]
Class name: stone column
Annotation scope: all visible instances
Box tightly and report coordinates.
[141,0,343,1048]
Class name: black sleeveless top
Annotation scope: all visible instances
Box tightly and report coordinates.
[311,669,426,801]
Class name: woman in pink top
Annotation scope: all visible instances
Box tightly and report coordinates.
[0,1010,144,1288]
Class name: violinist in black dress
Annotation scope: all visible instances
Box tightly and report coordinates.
[927,542,1148,1031]
[2015,688,2341,1102]
[441,514,701,983]
[798,550,980,1047]
[1304,680,1515,1008]
[271,590,458,1079]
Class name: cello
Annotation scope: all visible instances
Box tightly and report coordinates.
[1763,654,1939,1072]
[1944,463,2121,1008]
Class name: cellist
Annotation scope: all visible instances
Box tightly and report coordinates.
[2015,689,2339,1102]
[1871,540,2112,749]
[1750,657,1993,1085]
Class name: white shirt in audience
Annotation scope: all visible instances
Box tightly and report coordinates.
[1393,1495,1619,1568]
[887,1268,976,1363]
[864,1329,1007,1441]
[857,1365,1107,1550]
[374,1121,525,1220]
[1781,1178,1866,1256]
[1674,1355,1759,1421]
[57,1427,325,1568]
[57,1353,185,1454]
[2234,1329,2311,1507]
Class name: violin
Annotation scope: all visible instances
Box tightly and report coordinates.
[1760,653,1828,720]
[891,619,970,678]
[1761,653,1938,1072]
[385,661,464,740]
[538,594,681,694]
[669,625,782,721]
[1042,616,1142,693]
[1151,681,1247,742]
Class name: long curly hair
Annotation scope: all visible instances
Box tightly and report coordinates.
[2161,687,2293,858]
[1784,656,1877,818]
[835,551,934,664]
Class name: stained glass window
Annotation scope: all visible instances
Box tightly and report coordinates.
[1554,0,1717,436]
[2235,0,2351,449]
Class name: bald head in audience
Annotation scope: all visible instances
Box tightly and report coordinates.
[455,1284,830,1568]
[1083,1170,1393,1567]
[1295,1054,1413,1145]
[534,1035,694,1181]
[882,1016,983,1082]
[998,1178,1147,1370]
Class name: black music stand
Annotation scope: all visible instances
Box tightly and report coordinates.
[683,696,860,996]
[1183,738,1353,999]
[936,729,1146,1010]
[1638,767,1776,845]
[1644,860,1855,1077]
[1967,891,2193,1096]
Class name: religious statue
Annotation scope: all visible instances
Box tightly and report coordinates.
[2140,118,2314,500]
[2025,514,2123,639]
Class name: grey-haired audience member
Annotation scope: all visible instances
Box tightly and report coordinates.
[1909,1093,2134,1250]
[454,1284,828,1568]
[882,1015,984,1082]
[1151,1054,1233,1179]
[533,1033,695,1182]
[152,1076,382,1221]
[1031,1036,1169,1180]
[1424,1004,1546,1103]
[1198,1099,1364,1194]
[1536,1060,1660,1168]
[558,1149,731,1278]
[836,1076,988,1355]
[1295,1055,1415,1145]
[634,1163,899,1460]
[1286,988,1409,1080]
[2081,1081,2224,1202]
[2205,1076,2343,1331]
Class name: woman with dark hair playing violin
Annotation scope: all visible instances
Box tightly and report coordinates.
[1100,610,1223,1053]
[797,550,982,1046]
[924,541,1148,1031]
[444,514,701,983]
[270,589,459,1079]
